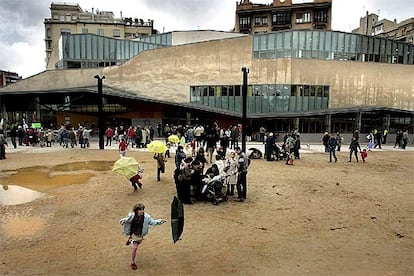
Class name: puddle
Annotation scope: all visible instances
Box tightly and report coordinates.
[0,161,114,204]
[52,161,113,172]
[0,185,46,206]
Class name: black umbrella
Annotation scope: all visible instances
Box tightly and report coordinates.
[171,196,184,243]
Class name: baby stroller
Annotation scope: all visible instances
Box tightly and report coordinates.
[201,175,228,205]
[272,144,287,161]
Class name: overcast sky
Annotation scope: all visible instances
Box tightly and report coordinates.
[0,0,412,78]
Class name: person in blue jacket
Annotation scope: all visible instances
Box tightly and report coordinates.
[119,203,166,270]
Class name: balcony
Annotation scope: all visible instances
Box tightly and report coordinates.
[272,22,291,31]
[313,21,328,29]
[239,24,251,34]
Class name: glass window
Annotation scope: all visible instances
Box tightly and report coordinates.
[323,86,329,97]
[97,36,104,59]
[235,86,241,97]
[284,31,292,57]
[74,35,80,59]
[253,35,260,58]
[113,29,120,37]
[292,31,299,58]
[109,39,116,59]
[314,10,328,23]
[304,12,311,23]
[60,28,71,34]
[349,34,357,53]
[337,32,344,53]
[296,13,303,23]
[97,28,104,36]
[267,34,275,58]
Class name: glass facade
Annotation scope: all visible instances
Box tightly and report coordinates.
[59,33,172,69]
[253,30,414,64]
[190,84,329,114]
[139,32,173,46]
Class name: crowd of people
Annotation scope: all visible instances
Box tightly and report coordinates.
[172,144,249,204]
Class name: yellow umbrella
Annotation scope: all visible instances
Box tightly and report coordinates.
[168,135,180,144]
[147,140,168,153]
[112,157,140,179]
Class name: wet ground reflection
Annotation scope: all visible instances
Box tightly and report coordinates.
[0,161,113,205]
[0,185,46,206]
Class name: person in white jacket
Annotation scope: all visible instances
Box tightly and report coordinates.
[119,203,166,270]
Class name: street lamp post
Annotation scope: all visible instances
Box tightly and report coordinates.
[241,67,249,153]
[94,75,105,150]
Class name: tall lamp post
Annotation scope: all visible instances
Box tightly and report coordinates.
[241,67,249,153]
[94,75,105,150]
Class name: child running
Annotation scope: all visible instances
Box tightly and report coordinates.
[119,203,166,270]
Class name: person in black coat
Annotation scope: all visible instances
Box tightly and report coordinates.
[349,137,361,162]
[265,133,275,161]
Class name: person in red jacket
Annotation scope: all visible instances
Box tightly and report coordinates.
[119,137,128,157]
[105,126,114,146]
[360,148,368,163]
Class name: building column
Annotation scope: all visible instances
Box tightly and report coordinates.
[355,112,362,132]
[324,114,331,132]
[294,117,300,132]
[186,112,191,126]
[384,113,391,131]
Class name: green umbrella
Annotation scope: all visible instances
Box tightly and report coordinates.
[112,156,140,179]
[171,196,184,244]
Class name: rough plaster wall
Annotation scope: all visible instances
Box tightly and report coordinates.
[103,37,253,103]
[290,59,414,110]
[0,68,103,92]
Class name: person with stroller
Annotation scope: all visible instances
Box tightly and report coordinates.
[201,162,227,204]
[205,163,220,178]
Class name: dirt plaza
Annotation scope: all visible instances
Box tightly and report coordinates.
[0,141,413,275]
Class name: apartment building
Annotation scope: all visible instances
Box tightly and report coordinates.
[0,70,21,88]
[234,0,332,34]
[44,2,155,70]
[352,12,414,44]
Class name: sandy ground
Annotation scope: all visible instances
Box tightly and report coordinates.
[0,141,413,276]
